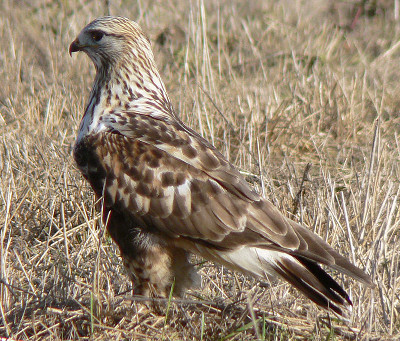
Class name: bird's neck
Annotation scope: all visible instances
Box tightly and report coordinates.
[89,62,175,120]
[76,62,176,145]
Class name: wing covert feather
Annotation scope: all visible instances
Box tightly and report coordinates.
[86,112,372,285]
[91,130,250,241]
[90,114,304,248]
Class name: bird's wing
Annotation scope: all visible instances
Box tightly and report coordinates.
[86,111,371,285]
[88,111,294,244]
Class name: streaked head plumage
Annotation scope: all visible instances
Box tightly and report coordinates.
[70,16,173,123]
[69,16,153,69]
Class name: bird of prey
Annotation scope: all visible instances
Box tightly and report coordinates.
[69,16,373,316]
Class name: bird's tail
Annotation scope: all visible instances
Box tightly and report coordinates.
[217,246,354,316]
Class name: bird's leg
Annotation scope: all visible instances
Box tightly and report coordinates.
[122,239,173,298]
[120,233,200,314]
[105,209,200,300]
[122,234,201,298]
[169,247,201,296]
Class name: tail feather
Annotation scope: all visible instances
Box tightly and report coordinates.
[275,256,351,316]
[289,221,373,286]
[295,256,351,306]
[246,202,373,289]
[217,247,354,316]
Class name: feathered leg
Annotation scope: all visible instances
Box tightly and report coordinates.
[106,210,199,298]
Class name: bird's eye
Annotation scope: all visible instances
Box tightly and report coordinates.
[91,31,104,42]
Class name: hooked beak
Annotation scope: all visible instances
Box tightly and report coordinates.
[69,39,81,56]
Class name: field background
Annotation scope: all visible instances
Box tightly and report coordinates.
[1,0,399,339]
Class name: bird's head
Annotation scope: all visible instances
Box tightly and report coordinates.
[69,16,173,118]
[69,16,154,71]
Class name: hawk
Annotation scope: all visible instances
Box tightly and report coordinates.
[69,16,373,316]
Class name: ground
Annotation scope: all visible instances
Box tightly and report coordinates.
[0,0,399,340]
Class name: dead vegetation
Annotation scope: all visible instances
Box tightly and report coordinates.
[0,0,399,339]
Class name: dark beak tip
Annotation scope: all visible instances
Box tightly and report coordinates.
[69,40,80,56]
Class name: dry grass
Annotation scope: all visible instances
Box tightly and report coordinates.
[1,0,399,339]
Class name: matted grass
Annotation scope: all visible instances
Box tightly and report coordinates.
[1,0,399,339]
